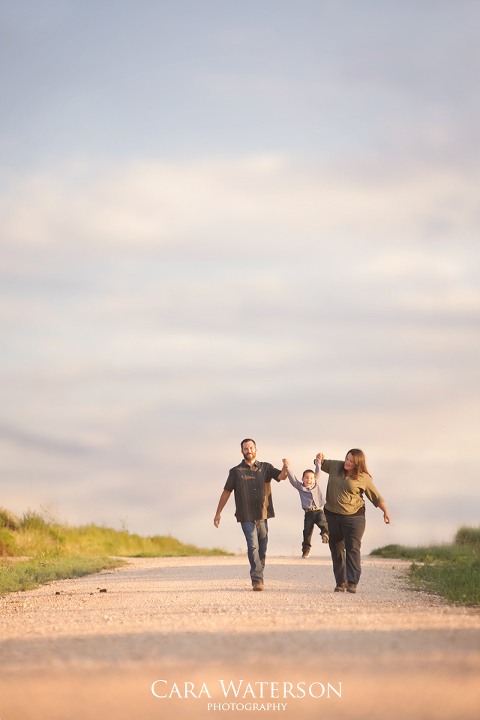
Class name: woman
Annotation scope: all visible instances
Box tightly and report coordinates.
[316,449,390,593]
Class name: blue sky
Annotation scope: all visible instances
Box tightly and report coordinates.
[1,0,479,555]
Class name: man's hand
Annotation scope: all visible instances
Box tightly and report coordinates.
[214,513,221,528]
[277,458,289,481]
[315,452,324,463]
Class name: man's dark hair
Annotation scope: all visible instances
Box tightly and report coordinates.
[241,438,256,450]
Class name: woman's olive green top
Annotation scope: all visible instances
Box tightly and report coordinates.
[319,459,384,516]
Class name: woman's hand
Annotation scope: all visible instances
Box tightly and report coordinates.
[378,501,391,524]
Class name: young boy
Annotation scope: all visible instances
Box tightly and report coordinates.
[282,458,329,558]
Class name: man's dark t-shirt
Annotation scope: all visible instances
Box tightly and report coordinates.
[224,459,281,523]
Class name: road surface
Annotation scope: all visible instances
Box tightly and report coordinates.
[0,555,479,719]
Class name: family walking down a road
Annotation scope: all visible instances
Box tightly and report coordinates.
[214,439,390,593]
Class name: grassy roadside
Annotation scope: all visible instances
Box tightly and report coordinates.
[0,507,230,595]
[371,525,480,606]
[0,556,126,594]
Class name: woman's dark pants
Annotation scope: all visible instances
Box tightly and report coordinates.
[326,513,366,586]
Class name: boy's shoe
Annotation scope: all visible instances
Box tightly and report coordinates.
[334,582,347,592]
[321,533,329,544]
[346,582,357,594]
[252,581,264,591]
[301,549,310,558]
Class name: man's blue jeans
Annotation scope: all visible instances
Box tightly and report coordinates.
[241,520,268,584]
[326,513,366,586]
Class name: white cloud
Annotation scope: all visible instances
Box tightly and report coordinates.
[1,156,479,251]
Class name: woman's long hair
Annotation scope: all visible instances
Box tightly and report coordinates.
[344,448,370,480]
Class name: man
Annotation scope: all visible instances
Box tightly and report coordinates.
[214,438,286,591]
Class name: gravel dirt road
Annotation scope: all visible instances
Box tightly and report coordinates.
[0,555,479,720]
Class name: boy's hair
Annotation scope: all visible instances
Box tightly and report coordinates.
[302,469,315,477]
[241,438,256,450]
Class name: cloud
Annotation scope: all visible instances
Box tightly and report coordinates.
[0,422,97,455]
[1,155,479,253]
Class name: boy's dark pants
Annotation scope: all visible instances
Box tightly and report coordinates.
[302,509,329,553]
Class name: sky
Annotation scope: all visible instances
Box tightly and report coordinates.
[0,0,479,556]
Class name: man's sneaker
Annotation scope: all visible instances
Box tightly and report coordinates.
[252,581,264,591]
[346,582,357,594]
[301,549,310,559]
[334,582,347,592]
[321,533,329,544]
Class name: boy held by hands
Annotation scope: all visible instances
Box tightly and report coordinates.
[282,458,329,558]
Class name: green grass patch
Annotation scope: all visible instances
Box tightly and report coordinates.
[0,507,231,595]
[455,525,480,547]
[408,557,480,606]
[370,542,477,563]
[371,525,480,607]
[0,509,231,559]
[0,556,126,595]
